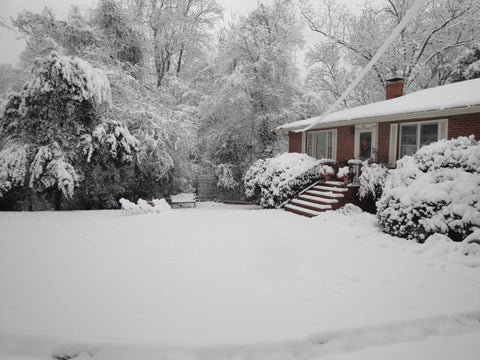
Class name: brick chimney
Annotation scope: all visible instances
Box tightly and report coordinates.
[386,78,404,100]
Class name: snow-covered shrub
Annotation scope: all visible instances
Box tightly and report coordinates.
[358,162,389,200]
[377,136,480,242]
[119,198,171,215]
[338,204,363,215]
[244,152,319,208]
[320,165,335,177]
[337,166,350,180]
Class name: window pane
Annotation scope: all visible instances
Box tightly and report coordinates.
[400,124,417,157]
[359,132,372,160]
[315,132,327,159]
[307,133,314,157]
[420,123,438,147]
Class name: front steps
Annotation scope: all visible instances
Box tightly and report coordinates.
[284,181,355,218]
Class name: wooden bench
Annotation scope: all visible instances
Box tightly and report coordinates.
[170,193,196,208]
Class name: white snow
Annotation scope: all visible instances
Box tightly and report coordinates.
[0,207,479,360]
[278,78,480,131]
[119,198,171,215]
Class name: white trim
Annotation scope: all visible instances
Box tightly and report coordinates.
[331,129,337,160]
[438,118,448,140]
[388,124,398,167]
[301,132,306,153]
[399,119,448,157]
[354,123,378,161]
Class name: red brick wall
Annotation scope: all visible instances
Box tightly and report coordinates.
[377,123,391,164]
[288,132,303,153]
[448,113,480,139]
[336,125,355,162]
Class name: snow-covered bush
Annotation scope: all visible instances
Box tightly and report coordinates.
[358,162,389,200]
[119,198,171,215]
[244,153,319,208]
[377,136,480,242]
[337,166,350,180]
[320,165,335,177]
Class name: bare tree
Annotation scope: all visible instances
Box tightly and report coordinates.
[300,0,480,104]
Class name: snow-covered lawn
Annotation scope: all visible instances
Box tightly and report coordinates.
[1,203,479,360]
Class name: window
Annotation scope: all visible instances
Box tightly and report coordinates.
[306,130,336,160]
[400,122,440,157]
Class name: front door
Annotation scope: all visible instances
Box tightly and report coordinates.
[354,124,377,162]
[359,131,372,160]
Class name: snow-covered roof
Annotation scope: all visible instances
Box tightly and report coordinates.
[278,78,480,132]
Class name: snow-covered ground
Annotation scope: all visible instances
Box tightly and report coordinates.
[1,203,479,360]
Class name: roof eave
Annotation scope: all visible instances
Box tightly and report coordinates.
[279,104,480,133]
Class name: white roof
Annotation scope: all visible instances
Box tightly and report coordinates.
[278,78,480,131]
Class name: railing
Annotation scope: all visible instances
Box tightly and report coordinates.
[277,159,338,209]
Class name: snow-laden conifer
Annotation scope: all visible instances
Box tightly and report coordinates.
[0,143,30,196]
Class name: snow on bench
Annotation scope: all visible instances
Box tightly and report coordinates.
[170,193,196,208]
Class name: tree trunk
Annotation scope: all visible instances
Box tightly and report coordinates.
[177,48,184,74]
[54,189,62,210]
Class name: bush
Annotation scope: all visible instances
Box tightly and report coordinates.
[358,162,389,213]
[377,136,480,242]
[244,153,319,208]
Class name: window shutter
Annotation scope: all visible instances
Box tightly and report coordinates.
[438,119,448,140]
[389,124,398,167]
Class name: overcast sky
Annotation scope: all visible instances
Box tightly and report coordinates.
[0,0,362,66]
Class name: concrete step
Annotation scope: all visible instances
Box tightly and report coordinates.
[325,181,346,186]
[284,204,323,218]
[303,192,340,203]
[313,185,348,193]
[291,199,333,211]
[304,190,345,198]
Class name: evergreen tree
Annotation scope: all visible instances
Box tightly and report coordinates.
[0,52,138,210]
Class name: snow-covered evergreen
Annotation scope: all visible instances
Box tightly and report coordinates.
[358,162,389,200]
[0,143,29,196]
[377,136,480,242]
[0,52,138,207]
[244,153,320,208]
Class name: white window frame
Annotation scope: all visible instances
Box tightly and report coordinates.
[399,119,448,158]
[305,129,337,160]
[354,123,378,162]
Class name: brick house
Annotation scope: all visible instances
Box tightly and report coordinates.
[278,78,480,168]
